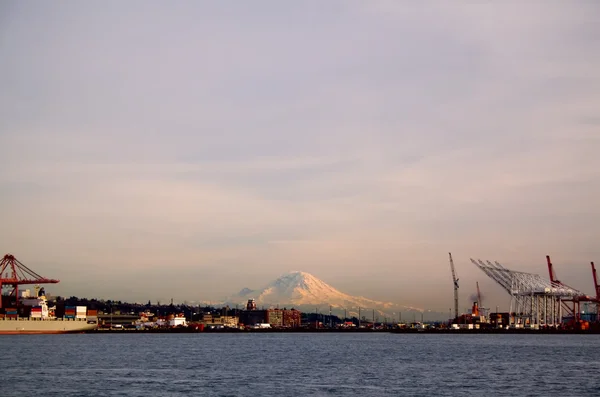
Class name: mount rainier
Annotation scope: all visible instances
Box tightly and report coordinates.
[222,271,424,319]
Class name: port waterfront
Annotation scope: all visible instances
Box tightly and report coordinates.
[90,326,600,334]
[4,254,598,335]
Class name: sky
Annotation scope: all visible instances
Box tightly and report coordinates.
[1,2,599,311]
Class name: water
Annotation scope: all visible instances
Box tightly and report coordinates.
[1,333,599,396]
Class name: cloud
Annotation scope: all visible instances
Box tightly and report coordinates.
[1,2,599,308]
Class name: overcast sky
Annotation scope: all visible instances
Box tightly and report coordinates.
[1,2,599,311]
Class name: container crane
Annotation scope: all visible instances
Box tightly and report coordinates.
[592,262,599,299]
[547,255,598,328]
[449,252,459,321]
[0,254,59,309]
[546,255,561,284]
[592,262,599,318]
[546,255,575,318]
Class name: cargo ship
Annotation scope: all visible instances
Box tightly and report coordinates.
[0,253,98,334]
[0,287,97,334]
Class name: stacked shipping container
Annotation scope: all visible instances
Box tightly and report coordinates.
[5,308,17,319]
[18,305,31,317]
[30,306,43,318]
[86,309,98,324]
[64,306,76,319]
[76,306,86,319]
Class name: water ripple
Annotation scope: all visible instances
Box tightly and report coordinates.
[0,333,599,396]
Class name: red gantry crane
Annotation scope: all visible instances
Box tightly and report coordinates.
[0,254,59,309]
[546,255,576,318]
[546,255,599,329]
[546,254,569,287]
[592,261,599,319]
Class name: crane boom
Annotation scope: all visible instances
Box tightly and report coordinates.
[592,262,599,299]
[546,255,560,284]
[0,254,59,308]
[449,252,459,320]
[593,262,599,319]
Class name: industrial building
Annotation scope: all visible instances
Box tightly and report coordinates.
[200,312,239,328]
[239,299,302,328]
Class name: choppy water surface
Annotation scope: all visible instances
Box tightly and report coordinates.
[1,333,599,396]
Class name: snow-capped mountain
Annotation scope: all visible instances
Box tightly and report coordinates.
[221,271,424,318]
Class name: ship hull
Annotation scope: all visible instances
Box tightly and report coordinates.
[0,318,97,334]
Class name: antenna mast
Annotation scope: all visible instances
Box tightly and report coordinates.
[449,252,459,321]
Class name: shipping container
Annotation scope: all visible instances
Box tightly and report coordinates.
[581,313,597,322]
[87,309,98,316]
[19,306,32,316]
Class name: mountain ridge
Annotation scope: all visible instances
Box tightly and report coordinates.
[220,270,424,318]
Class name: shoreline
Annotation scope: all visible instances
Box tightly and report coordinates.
[87,327,600,335]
